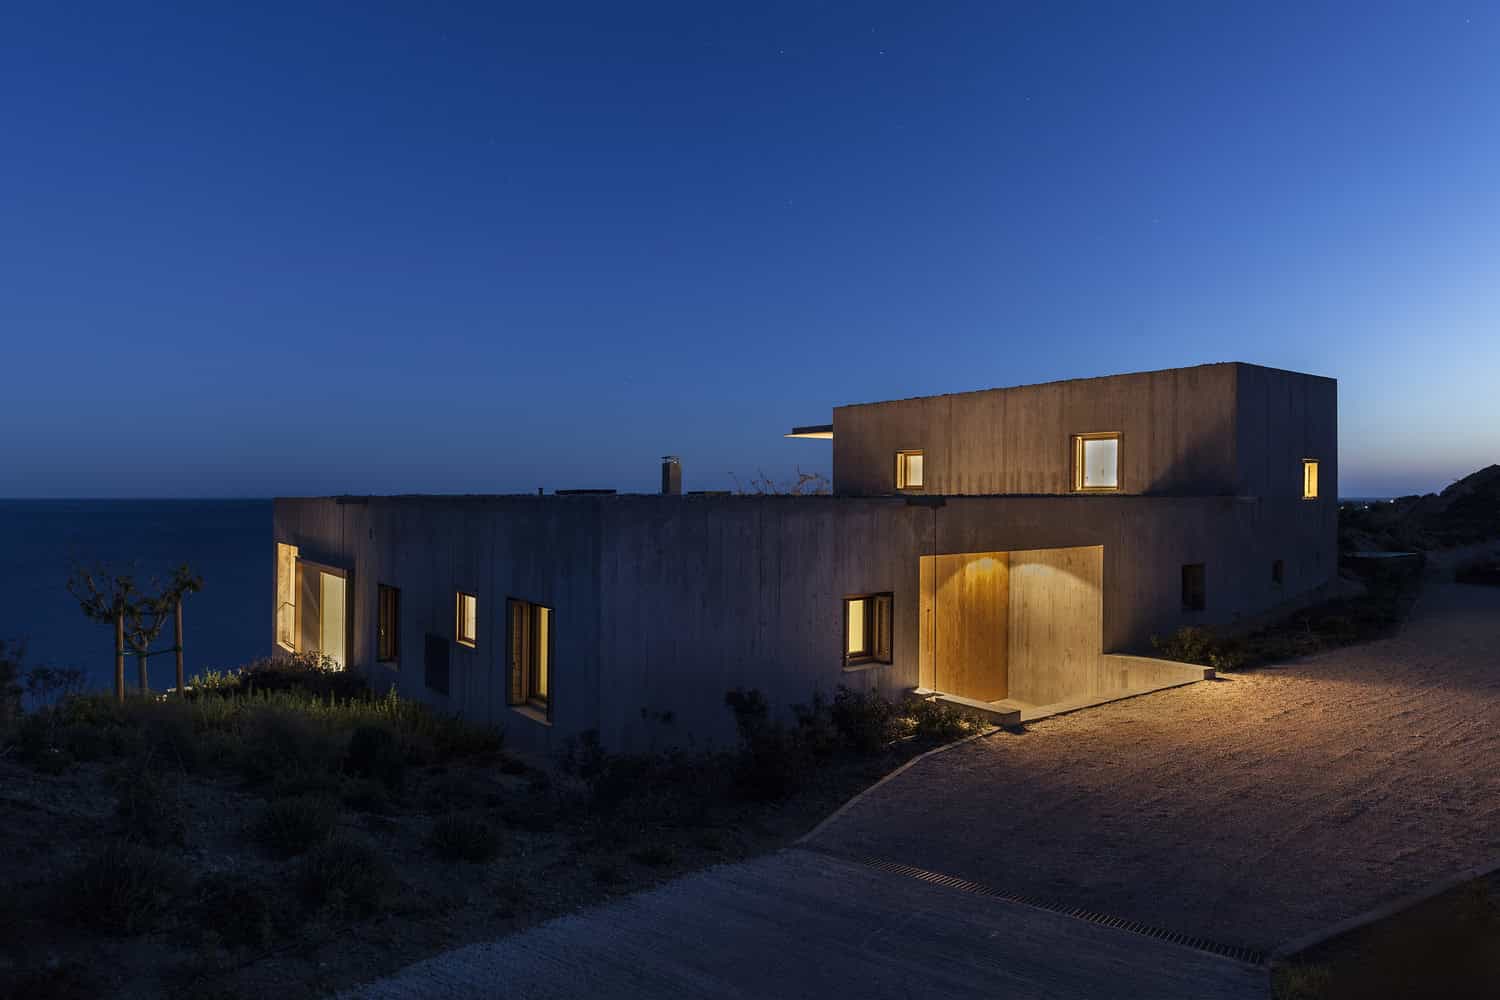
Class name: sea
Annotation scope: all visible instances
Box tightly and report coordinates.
[0,500,271,692]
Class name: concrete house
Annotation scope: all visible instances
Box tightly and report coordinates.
[272,362,1336,752]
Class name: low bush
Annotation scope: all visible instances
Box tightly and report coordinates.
[192,872,277,950]
[59,722,113,762]
[192,652,368,700]
[1456,558,1500,587]
[724,689,803,802]
[252,795,337,858]
[830,686,894,753]
[629,844,676,868]
[345,724,405,791]
[901,696,980,742]
[296,837,396,914]
[114,770,188,846]
[1152,626,1248,671]
[236,709,345,786]
[64,842,188,935]
[429,812,503,863]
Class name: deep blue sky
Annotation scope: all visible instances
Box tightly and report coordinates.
[3,3,1496,498]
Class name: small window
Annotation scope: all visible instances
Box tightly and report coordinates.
[377,585,400,662]
[1182,564,1206,612]
[456,592,478,648]
[508,599,553,718]
[1302,459,1319,500]
[896,450,924,491]
[844,593,893,666]
[1272,560,1285,585]
[1073,433,1121,492]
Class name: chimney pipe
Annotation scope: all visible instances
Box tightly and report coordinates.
[661,455,681,496]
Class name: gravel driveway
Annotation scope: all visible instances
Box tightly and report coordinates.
[808,582,1500,952]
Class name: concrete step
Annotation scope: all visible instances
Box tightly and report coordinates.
[923,691,1021,727]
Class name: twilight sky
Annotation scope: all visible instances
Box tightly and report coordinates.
[2,2,1496,498]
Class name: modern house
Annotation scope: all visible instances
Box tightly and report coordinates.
[272,362,1337,752]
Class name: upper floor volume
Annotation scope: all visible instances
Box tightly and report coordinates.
[789,362,1336,501]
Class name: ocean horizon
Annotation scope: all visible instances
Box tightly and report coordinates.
[0,499,271,692]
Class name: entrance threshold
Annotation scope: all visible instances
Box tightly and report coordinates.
[916,660,1214,727]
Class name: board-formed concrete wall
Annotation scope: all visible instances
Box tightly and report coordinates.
[833,363,1242,497]
[274,482,1337,753]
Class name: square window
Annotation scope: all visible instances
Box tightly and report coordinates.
[456,591,478,648]
[1073,433,1120,492]
[1303,459,1319,500]
[896,450,924,490]
[843,593,892,666]
[1182,563,1206,612]
[1272,560,1285,585]
[377,584,400,662]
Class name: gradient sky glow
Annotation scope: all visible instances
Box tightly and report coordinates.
[2,2,1497,498]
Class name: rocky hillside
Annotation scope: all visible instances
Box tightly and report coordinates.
[1341,464,1500,552]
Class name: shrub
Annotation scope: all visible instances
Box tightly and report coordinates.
[60,722,113,762]
[830,686,895,753]
[252,795,337,858]
[114,770,188,846]
[1456,559,1500,586]
[592,861,626,886]
[429,812,503,863]
[346,724,405,791]
[237,709,344,786]
[192,872,276,950]
[296,837,395,914]
[724,689,802,801]
[1151,626,1248,671]
[192,652,368,701]
[903,697,979,742]
[64,842,188,935]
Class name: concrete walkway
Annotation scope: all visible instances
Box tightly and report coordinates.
[809,582,1500,953]
[342,848,1264,999]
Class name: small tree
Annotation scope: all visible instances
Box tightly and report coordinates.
[68,564,202,701]
[0,639,24,730]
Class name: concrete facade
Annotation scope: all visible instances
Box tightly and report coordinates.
[272,362,1337,753]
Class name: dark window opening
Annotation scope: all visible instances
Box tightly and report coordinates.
[508,599,553,720]
[1182,563,1206,612]
[844,593,893,666]
[377,585,400,662]
[1272,560,1285,585]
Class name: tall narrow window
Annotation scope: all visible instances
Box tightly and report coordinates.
[508,599,553,718]
[377,585,400,662]
[1272,560,1285,585]
[275,543,298,650]
[843,593,893,666]
[1302,459,1320,500]
[896,450,925,491]
[456,592,478,648]
[1182,564,1206,612]
[1073,433,1121,492]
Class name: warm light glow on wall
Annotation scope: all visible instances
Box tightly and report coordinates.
[1303,459,1319,500]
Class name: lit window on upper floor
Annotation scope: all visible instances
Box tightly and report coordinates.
[1073,433,1120,492]
[896,450,924,491]
[1303,460,1319,500]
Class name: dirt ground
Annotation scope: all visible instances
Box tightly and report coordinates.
[809,581,1500,953]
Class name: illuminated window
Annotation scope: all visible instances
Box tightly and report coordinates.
[508,599,553,718]
[275,543,298,650]
[1073,433,1121,492]
[896,450,925,491]
[377,585,400,662]
[1182,564,1206,612]
[844,593,892,666]
[1302,460,1319,500]
[456,592,478,648]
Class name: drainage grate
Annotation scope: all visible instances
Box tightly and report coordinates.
[811,848,1269,967]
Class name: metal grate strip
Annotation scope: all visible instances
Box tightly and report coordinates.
[812,848,1269,967]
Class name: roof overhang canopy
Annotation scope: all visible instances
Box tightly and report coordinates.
[784,424,833,440]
